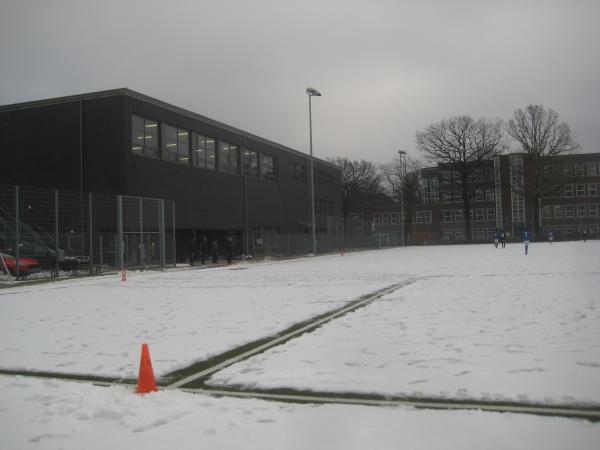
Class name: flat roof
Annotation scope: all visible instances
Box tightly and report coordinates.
[0,88,340,170]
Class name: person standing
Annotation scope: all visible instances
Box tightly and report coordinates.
[500,230,506,248]
[522,228,532,255]
[493,231,500,248]
[200,236,208,265]
[188,236,197,266]
[548,230,554,244]
[226,236,233,264]
[583,229,587,242]
[211,240,219,264]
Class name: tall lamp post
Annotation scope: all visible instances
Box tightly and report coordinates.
[306,87,321,255]
[398,150,407,248]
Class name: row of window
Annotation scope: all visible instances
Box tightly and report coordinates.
[440,169,494,184]
[442,208,496,223]
[442,228,497,241]
[131,115,277,181]
[440,188,495,203]
[542,204,600,219]
[373,212,404,225]
[544,162,600,177]
[543,183,598,198]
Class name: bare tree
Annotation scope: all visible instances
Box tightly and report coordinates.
[416,116,506,241]
[329,157,383,214]
[507,105,579,236]
[380,155,422,242]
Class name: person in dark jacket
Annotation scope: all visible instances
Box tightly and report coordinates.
[522,228,532,255]
[200,236,208,265]
[226,236,233,264]
[189,237,197,266]
[211,240,218,264]
[500,231,506,248]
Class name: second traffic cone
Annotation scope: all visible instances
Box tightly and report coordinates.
[136,343,158,394]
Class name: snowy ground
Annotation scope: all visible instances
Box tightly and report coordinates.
[1,241,599,449]
[2,376,600,450]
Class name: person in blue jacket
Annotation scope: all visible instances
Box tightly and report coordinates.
[493,231,500,248]
[522,228,532,255]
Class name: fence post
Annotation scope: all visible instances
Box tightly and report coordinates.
[88,193,93,273]
[172,202,176,267]
[159,199,166,270]
[99,235,103,272]
[15,186,20,279]
[55,189,59,276]
[117,195,123,270]
[139,197,144,269]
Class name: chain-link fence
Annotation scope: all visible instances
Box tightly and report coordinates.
[244,215,387,259]
[0,184,175,281]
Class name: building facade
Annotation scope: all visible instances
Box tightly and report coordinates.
[411,153,600,243]
[0,89,343,259]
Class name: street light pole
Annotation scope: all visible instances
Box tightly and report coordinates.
[306,87,321,256]
[398,150,407,248]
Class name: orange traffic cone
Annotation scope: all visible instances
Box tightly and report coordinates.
[121,270,127,282]
[136,343,158,394]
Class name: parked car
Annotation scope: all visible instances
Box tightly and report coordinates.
[0,252,41,277]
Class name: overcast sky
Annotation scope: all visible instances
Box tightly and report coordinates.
[1,0,599,164]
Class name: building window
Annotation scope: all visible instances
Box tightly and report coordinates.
[292,163,307,183]
[373,213,381,225]
[415,211,432,224]
[475,228,486,240]
[454,230,465,240]
[219,141,240,174]
[243,149,259,178]
[575,164,585,176]
[443,210,452,223]
[475,208,485,222]
[260,154,277,181]
[564,184,574,197]
[553,187,562,198]
[576,184,586,197]
[192,133,216,170]
[565,205,574,218]
[542,206,552,219]
[485,188,495,201]
[577,205,587,217]
[161,124,190,164]
[486,208,496,221]
[589,204,598,217]
[585,162,599,176]
[421,177,439,204]
[381,213,390,225]
[315,198,333,216]
[553,205,563,218]
[315,170,333,189]
[453,210,463,223]
[131,115,159,158]
[588,183,598,197]
[390,213,398,224]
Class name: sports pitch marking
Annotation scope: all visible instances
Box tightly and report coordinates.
[2,276,600,421]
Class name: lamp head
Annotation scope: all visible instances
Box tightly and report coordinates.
[306,87,322,97]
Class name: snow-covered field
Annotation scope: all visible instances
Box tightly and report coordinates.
[1,241,599,449]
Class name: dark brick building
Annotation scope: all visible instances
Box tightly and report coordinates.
[0,89,343,258]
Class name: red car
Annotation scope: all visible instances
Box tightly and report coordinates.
[0,253,41,277]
